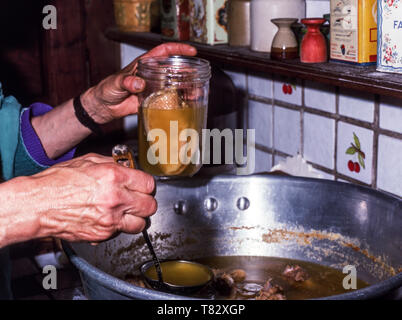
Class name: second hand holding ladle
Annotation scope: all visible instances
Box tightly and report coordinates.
[112,144,214,295]
[112,144,165,288]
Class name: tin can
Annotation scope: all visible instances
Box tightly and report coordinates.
[160,0,190,40]
[377,0,402,74]
[330,0,378,65]
[189,0,228,45]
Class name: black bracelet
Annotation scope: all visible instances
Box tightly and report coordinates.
[73,95,103,136]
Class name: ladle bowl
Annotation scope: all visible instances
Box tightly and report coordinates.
[140,260,214,295]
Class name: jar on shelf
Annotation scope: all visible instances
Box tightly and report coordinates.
[228,0,251,46]
[137,56,211,177]
[250,0,305,52]
[114,0,153,32]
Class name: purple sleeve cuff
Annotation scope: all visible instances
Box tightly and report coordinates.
[20,102,76,167]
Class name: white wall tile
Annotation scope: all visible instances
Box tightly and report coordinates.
[304,81,336,113]
[121,44,146,68]
[339,88,375,123]
[248,100,272,149]
[248,72,272,99]
[304,113,335,169]
[254,149,273,173]
[379,96,402,134]
[377,135,402,197]
[337,122,373,184]
[274,106,301,155]
[273,76,302,106]
[306,0,330,18]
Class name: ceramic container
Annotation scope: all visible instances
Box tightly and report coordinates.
[300,18,327,63]
[271,18,299,60]
[228,0,251,46]
[377,0,402,74]
[250,0,305,52]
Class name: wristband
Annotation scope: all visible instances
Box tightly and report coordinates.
[73,95,103,136]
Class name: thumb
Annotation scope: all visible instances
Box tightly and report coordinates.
[121,75,146,93]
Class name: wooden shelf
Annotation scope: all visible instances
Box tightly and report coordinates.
[106,28,402,100]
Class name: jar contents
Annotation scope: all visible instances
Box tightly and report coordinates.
[139,88,207,176]
[137,56,211,177]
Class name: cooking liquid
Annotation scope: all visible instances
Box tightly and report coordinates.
[145,261,212,287]
[138,105,206,177]
[136,256,369,299]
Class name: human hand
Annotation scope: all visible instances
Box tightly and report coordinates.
[28,153,157,243]
[80,43,197,124]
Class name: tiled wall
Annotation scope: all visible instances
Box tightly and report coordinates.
[224,66,402,199]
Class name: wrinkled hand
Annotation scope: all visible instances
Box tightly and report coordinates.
[30,153,157,242]
[81,43,197,124]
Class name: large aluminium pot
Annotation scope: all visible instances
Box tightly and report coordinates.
[63,174,402,300]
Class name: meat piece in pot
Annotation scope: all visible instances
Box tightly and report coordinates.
[212,272,237,298]
[256,279,287,300]
[230,269,247,283]
[282,265,309,282]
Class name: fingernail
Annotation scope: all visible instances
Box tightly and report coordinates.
[134,79,145,90]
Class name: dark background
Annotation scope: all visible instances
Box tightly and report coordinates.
[0,0,120,110]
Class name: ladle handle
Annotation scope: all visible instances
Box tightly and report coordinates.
[112,144,164,284]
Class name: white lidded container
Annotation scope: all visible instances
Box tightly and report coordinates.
[250,0,306,52]
[377,0,402,74]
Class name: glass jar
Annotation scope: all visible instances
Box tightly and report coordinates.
[137,56,211,177]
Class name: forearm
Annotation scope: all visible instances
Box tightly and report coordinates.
[0,177,44,248]
[31,97,92,160]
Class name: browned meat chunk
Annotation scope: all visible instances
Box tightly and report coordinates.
[213,272,236,298]
[256,279,287,300]
[282,265,309,282]
[230,269,247,283]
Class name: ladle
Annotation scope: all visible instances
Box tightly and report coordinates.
[112,144,214,294]
[112,145,165,287]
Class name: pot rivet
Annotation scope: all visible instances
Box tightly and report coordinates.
[237,197,250,211]
[173,200,187,215]
[204,198,218,212]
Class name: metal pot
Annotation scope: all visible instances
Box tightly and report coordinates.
[63,174,402,300]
